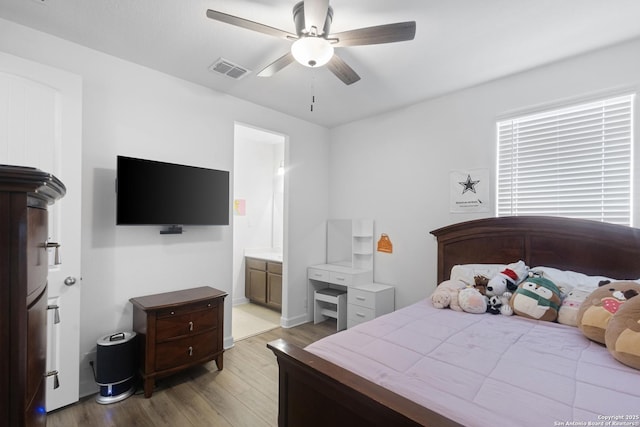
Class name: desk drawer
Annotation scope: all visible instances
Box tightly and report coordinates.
[348,288,376,309]
[348,305,375,325]
[329,272,352,286]
[308,268,330,281]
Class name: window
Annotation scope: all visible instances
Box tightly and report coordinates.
[497,94,634,226]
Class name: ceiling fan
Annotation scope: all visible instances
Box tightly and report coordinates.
[206,0,416,85]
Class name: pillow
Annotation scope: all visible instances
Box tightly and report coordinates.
[450,264,507,286]
[605,295,640,370]
[510,276,562,322]
[577,281,640,344]
[531,266,640,294]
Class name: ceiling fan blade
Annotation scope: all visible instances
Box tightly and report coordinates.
[206,9,297,41]
[330,21,416,47]
[257,52,295,77]
[304,0,330,35]
[326,54,360,85]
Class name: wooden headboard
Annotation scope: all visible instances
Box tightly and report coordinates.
[430,216,640,284]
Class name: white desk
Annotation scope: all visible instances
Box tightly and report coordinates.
[308,264,394,329]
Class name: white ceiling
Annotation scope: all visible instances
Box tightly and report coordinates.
[2,0,640,128]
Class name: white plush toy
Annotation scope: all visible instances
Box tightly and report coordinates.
[486,260,528,297]
[431,279,467,311]
[458,287,488,314]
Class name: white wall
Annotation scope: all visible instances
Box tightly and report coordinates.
[329,37,640,310]
[0,18,330,397]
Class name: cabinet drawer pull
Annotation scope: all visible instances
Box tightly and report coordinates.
[43,241,61,265]
[188,346,193,356]
[356,296,366,301]
[47,304,61,324]
[356,312,366,318]
[188,321,194,331]
[44,370,60,389]
[335,276,345,281]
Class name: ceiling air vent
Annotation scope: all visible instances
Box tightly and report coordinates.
[208,58,250,80]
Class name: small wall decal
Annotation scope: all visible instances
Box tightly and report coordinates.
[377,233,393,253]
[450,169,490,213]
[233,199,246,216]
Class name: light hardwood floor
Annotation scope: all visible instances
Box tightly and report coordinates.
[47,320,337,427]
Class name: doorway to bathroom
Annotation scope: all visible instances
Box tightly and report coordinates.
[232,123,286,342]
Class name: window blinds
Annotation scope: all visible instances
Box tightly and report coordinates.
[497,94,634,225]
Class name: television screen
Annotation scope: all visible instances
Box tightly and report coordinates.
[116,156,230,227]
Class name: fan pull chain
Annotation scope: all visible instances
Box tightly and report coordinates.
[310,74,316,112]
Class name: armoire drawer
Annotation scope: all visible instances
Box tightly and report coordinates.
[26,207,48,302]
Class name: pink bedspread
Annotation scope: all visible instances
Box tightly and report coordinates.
[305,301,640,427]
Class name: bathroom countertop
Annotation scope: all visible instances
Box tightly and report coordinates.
[244,250,283,263]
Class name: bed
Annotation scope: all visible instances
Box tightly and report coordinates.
[268,216,640,427]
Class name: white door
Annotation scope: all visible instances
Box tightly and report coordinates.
[0,52,82,411]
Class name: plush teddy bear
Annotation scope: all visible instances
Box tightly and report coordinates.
[458,287,488,314]
[557,288,591,327]
[486,260,528,297]
[473,275,490,296]
[605,295,640,370]
[577,280,640,344]
[431,279,467,311]
[510,276,562,322]
[486,292,514,316]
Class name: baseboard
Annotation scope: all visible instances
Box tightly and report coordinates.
[280,312,309,329]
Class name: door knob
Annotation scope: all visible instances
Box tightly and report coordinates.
[64,276,77,286]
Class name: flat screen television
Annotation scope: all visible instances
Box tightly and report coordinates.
[116,156,230,233]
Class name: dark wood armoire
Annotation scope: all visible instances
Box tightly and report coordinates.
[0,165,66,426]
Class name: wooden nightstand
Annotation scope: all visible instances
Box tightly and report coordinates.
[130,286,227,398]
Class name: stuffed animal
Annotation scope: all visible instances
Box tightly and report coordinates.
[557,288,591,327]
[605,295,640,370]
[431,279,467,311]
[486,260,528,296]
[577,280,640,344]
[473,275,490,295]
[458,287,488,314]
[486,292,513,316]
[510,276,562,322]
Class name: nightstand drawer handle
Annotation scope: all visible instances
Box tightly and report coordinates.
[356,296,366,301]
[188,321,194,331]
[188,346,193,356]
[356,312,366,318]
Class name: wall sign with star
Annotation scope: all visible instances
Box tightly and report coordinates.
[449,169,489,213]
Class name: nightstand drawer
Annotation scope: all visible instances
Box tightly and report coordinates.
[155,331,217,371]
[308,268,330,281]
[348,288,376,309]
[157,299,217,318]
[156,307,216,341]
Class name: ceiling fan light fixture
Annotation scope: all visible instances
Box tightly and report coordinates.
[291,37,334,67]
